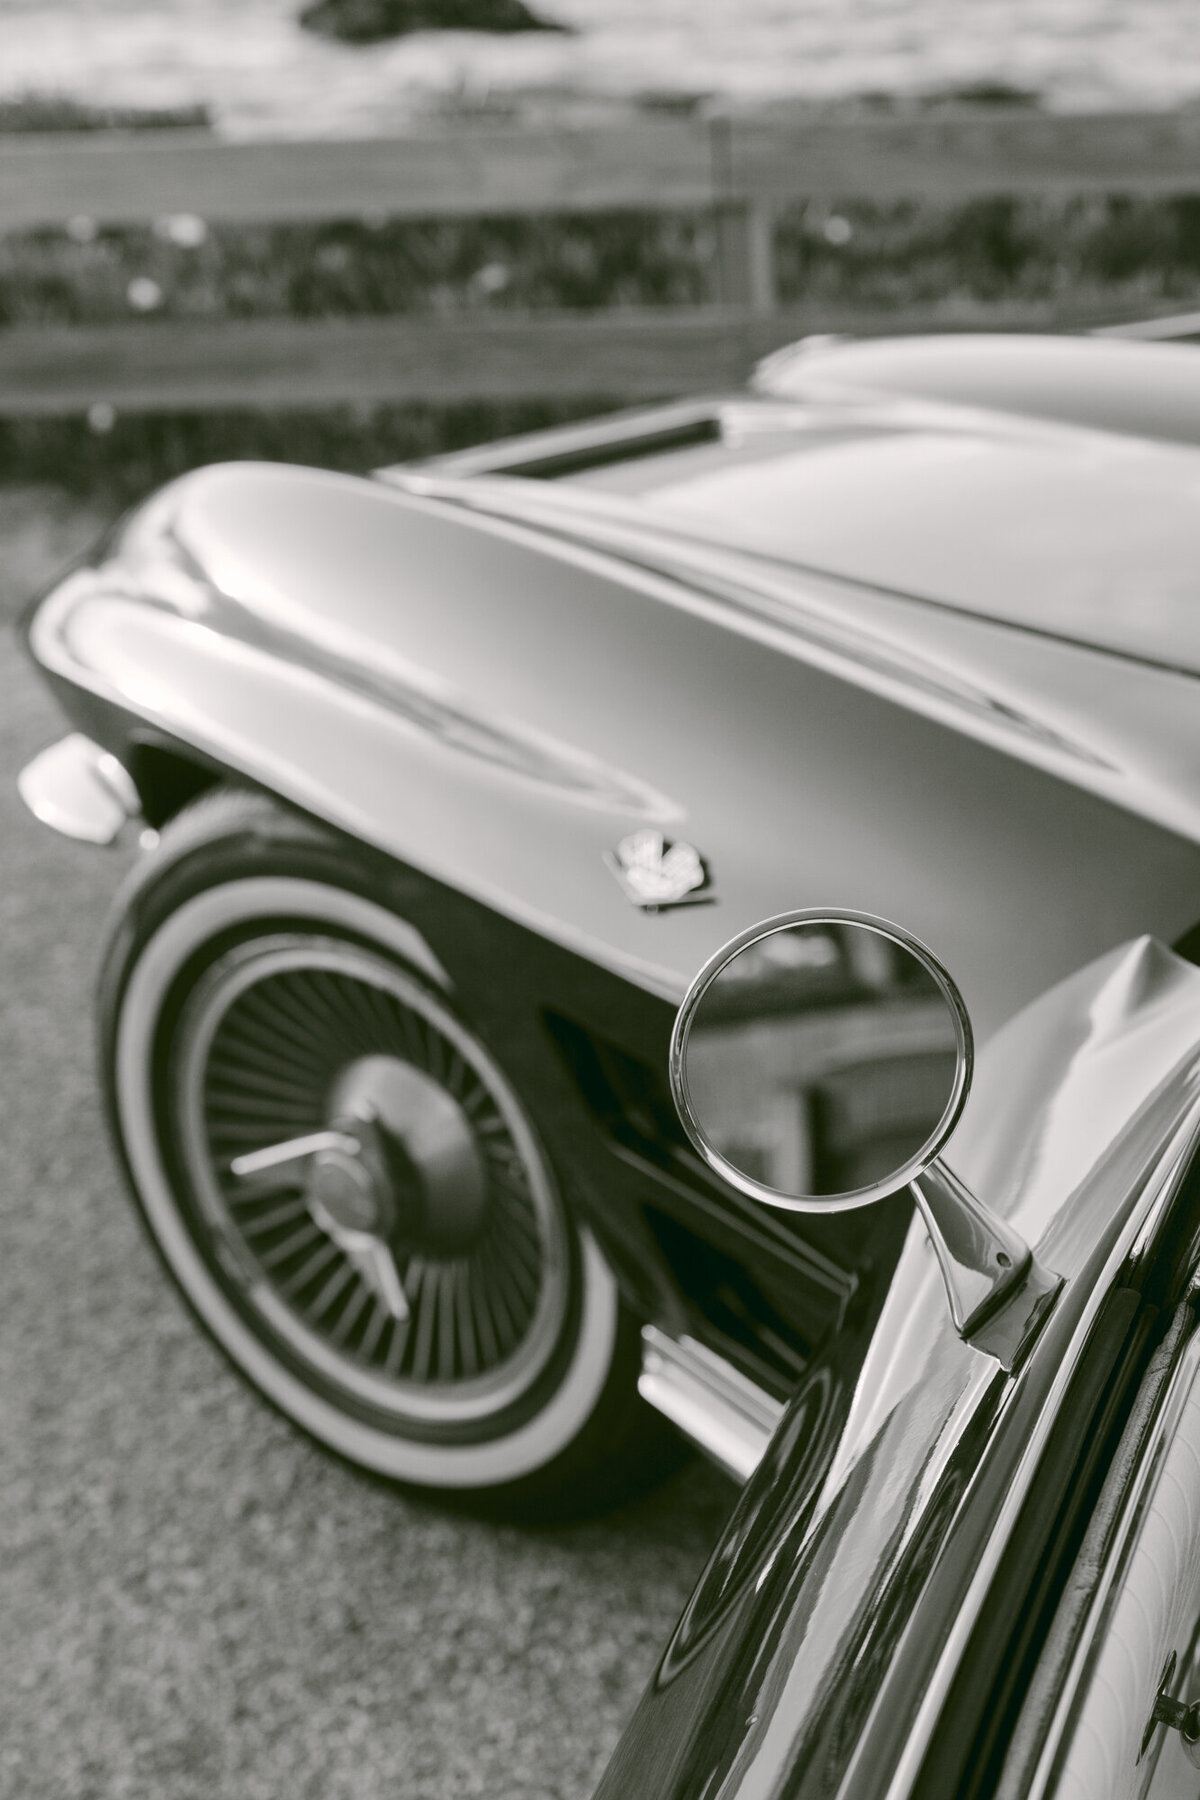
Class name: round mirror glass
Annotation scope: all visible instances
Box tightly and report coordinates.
[669,911,973,1212]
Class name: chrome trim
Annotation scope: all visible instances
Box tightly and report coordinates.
[638,1324,785,1482]
[1027,1306,1200,1794]
[603,940,1200,1800]
[669,907,975,1217]
[380,397,726,482]
[173,931,571,1422]
[910,1159,1061,1365]
[604,829,711,911]
[909,1159,1033,1336]
[229,1130,361,1185]
[17,732,141,845]
[872,1081,1200,1800]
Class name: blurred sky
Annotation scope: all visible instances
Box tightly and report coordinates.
[5,0,1200,138]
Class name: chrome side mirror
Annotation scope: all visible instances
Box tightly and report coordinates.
[670,911,1059,1365]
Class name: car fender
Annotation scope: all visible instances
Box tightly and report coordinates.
[25,459,1200,1041]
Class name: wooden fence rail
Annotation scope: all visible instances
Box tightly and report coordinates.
[9,110,1200,230]
[0,299,1176,419]
[4,109,1200,414]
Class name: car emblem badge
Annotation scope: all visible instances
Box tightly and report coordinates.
[604,830,712,911]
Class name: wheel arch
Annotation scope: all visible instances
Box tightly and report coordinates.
[102,784,456,1001]
[126,739,221,829]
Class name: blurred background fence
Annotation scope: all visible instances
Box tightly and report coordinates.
[7,106,1200,492]
[6,108,1200,417]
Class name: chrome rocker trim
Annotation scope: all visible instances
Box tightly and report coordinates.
[639,1324,786,1482]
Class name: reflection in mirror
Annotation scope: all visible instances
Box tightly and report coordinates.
[678,918,965,1207]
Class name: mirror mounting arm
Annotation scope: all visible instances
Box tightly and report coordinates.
[909,1160,1062,1370]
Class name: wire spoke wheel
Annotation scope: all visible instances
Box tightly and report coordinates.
[172,935,571,1429]
[98,794,679,1509]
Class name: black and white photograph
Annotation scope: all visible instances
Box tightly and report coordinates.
[8,3,1200,1797]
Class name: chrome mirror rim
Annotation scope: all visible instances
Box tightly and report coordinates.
[668,907,975,1214]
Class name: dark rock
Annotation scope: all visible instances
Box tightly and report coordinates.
[0,92,212,133]
[298,0,570,44]
[928,80,1041,109]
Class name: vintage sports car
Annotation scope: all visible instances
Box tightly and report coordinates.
[598,909,1200,1799]
[19,330,1200,1518]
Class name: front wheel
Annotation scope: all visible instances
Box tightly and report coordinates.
[98,789,679,1516]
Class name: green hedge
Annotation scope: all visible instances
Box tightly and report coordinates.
[773,194,1200,307]
[0,215,710,328]
[5,198,1200,331]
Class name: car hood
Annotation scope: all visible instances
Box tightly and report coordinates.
[432,361,1200,678]
[612,414,1200,674]
[32,457,1200,1042]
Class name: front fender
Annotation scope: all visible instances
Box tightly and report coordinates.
[24,459,1200,1041]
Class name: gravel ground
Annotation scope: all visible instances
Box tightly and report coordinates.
[0,485,735,1800]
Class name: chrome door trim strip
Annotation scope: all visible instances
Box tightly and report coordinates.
[1025,1303,1200,1796]
[872,1084,1200,1800]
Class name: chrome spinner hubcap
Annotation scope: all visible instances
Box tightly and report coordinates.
[309,1143,382,1236]
[172,934,570,1428]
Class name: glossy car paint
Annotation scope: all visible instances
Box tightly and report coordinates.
[27,414,1200,1048]
[595,936,1200,1800]
[753,332,1200,451]
[23,332,1200,1388]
